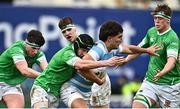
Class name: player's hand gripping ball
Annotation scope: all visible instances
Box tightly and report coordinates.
[92,67,106,79]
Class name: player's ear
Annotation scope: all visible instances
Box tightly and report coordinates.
[107,35,113,42]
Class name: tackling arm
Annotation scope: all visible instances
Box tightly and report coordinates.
[76,54,106,85]
[74,55,125,70]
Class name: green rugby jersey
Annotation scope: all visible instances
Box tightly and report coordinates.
[0,41,46,85]
[34,43,81,96]
[138,27,180,85]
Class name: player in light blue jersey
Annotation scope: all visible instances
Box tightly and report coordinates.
[83,20,160,108]
[61,20,160,108]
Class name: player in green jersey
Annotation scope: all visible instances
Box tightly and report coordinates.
[178,41,180,64]
[30,17,125,108]
[125,4,180,108]
[0,30,48,108]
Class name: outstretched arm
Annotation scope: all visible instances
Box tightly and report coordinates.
[118,54,140,66]
[75,54,105,85]
[74,56,125,70]
[121,44,160,56]
[75,54,122,85]
[125,54,140,63]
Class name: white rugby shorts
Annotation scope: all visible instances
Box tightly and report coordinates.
[60,82,91,107]
[0,82,23,101]
[136,80,180,108]
[30,85,59,108]
[90,74,111,106]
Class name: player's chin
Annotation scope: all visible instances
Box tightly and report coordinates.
[155,26,161,30]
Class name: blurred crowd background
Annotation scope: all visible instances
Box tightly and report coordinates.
[0,0,180,108]
[1,0,180,10]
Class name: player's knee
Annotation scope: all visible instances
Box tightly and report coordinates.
[133,94,152,108]
[39,107,48,109]
[71,98,88,108]
[68,93,84,108]
[33,102,48,108]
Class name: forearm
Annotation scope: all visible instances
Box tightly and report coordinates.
[16,61,40,78]
[79,69,103,85]
[124,45,147,54]
[75,60,110,70]
[125,54,140,63]
[21,68,40,78]
[159,57,176,76]
[39,61,48,71]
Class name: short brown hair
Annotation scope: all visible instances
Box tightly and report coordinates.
[151,4,172,18]
[58,17,74,30]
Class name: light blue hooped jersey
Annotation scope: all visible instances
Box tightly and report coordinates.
[68,40,123,92]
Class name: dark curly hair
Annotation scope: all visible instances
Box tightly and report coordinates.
[99,20,123,42]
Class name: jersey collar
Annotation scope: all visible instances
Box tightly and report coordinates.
[157,27,171,36]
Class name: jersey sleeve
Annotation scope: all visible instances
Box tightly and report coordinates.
[138,28,152,48]
[11,47,26,64]
[118,44,123,53]
[62,49,81,67]
[138,35,150,48]
[88,46,103,61]
[166,34,179,59]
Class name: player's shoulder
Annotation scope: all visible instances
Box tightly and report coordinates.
[8,40,24,54]
[58,43,73,53]
[60,45,76,58]
[163,29,179,42]
[168,29,178,37]
[92,41,106,51]
[10,40,24,47]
